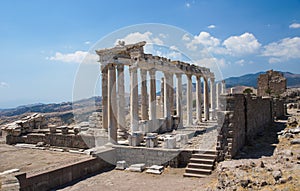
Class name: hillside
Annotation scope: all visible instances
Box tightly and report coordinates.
[225,71,300,88]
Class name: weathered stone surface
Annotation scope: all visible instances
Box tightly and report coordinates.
[115,161,127,170]
[290,138,300,144]
[128,163,145,172]
[272,170,282,181]
[146,165,164,175]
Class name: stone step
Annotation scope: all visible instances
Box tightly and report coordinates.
[183,173,208,178]
[194,150,218,155]
[187,163,213,169]
[185,168,212,175]
[189,158,215,164]
[191,153,217,159]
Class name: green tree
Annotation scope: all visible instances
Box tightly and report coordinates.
[243,88,253,94]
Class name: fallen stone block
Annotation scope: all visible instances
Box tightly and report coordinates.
[146,165,164,175]
[163,137,176,149]
[115,161,127,170]
[290,138,300,145]
[128,163,145,172]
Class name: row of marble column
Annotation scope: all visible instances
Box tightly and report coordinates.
[101,63,222,143]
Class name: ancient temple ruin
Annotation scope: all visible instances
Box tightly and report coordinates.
[96,41,226,144]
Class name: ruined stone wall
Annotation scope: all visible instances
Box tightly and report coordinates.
[16,157,113,191]
[217,94,274,160]
[272,98,285,119]
[245,96,272,144]
[114,146,181,167]
[257,70,286,97]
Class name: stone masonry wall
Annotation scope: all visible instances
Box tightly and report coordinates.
[217,94,274,160]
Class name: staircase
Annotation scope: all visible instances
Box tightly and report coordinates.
[183,150,218,178]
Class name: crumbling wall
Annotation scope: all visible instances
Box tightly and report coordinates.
[272,98,285,119]
[257,70,286,97]
[217,94,274,160]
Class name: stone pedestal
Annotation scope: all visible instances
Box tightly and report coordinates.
[128,132,144,146]
[145,133,158,148]
[163,137,176,149]
[116,160,127,170]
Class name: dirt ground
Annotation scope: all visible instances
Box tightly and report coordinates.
[57,167,215,191]
[0,141,90,175]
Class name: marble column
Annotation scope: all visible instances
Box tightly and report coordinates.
[169,74,174,115]
[176,74,183,128]
[108,64,117,143]
[149,69,157,132]
[186,74,193,126]
[164,72,172,131]
[210,78,216,119]
[160,77,164,117]
[101,65,108,131]
[203,78,209,121]
[117,65,126,132]
[140,69,148,120]
[196,76,202,123]
[216,82,221,110]
[221,80,226,94]
[149,69,156,120]
[130,67,139,132]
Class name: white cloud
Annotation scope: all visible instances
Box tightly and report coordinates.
[262,37,300,63]
[223,33,261,56]
[289,23,300,29]
[182,33,191,41]
[0,82,9,88]
[207,25,216,29]
[185,3,191,8]
[187,31,221,51]
[84,41,91,45]
[195,57,226,68]
[48,51,98,64]
[115,31,164,45]
[235,59,245,66]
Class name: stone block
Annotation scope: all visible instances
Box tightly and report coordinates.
[128,163,145,172]
[115,160,127,170]
[128,132,144,146]
[146,165,164,175]
[163,137,176,149]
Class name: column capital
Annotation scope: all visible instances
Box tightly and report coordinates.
[196,75,201,80]
[149,68,156,76]
[129,66,137,72]
[186,73,192,79]
[175,73,182,78]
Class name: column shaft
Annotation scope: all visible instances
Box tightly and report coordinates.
[186,74,193,126]
[196,76,202,123]
[140,69,148,120]
[176,74,183,128]
[130,67,139,132]
[149,70,156,120]
[108,64,117,143]
[164,73,171,119]
[117,65,126,131]
[210,78,216,119]
[101,66,108,130]
[204,78,209,120]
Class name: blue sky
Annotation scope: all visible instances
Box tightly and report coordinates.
[0,0,300,108]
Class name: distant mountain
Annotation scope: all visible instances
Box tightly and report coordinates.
[225,71,300,88]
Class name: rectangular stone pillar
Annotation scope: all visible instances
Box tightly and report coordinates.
[108,64,117,143]
[216,82,221,110]
[101,65,108,131]
[196,76,202,123]
[176,74,183,129]
[140,69,148,120]
[169,74,174,115]
[186,74,193,126]
[204,78,209,121]
[130,67,139,132]
[210,78,216,119]
[117,65,126,135]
